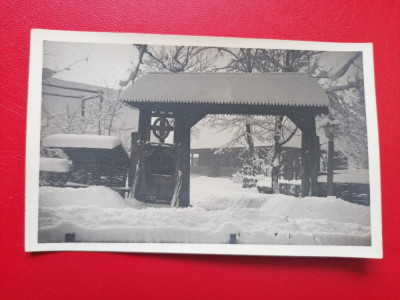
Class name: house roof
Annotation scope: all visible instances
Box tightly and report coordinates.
[42,134,122,150]
[42,134,130,164]
[121,73,329,108]
[42,77,111,100]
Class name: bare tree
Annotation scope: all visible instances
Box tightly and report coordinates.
[204,49,367,190]
[42,51,92,80]
[142,45,214,73]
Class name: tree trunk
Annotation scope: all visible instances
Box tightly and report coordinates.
[245,122,255,162]
[271,116,283,193]
[327,139,334,196]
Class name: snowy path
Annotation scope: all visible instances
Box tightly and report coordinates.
[38,176,371,245]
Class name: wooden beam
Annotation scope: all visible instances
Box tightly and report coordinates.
[129,132,140,187]
[43,82,103,94]
[127,102,328,118]
[42,92,82,99]
[187,112,207,128]
[82,94,101,101]
[174,116,191,207]
[300,115,319,197]
[138,109,151,142]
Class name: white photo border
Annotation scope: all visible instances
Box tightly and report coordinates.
[25,29,383,258]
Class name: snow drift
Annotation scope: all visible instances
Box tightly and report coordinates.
[38,176,371,245]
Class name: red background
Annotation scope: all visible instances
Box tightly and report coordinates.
[1,1,399,299]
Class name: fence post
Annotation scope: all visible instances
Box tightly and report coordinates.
[65,233,76,242]
[229,234,237,244]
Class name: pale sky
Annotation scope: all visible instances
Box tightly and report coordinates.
[43,41,139,88]
[43,41,360,88]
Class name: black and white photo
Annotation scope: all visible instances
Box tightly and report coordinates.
[25,30,382,257]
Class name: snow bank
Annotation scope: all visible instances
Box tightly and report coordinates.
[40,157,70,173]
[191,176,267,210]
[258,194,370,226]
[256,178,272,188]
[39,186,128,208]
[38,177,371,245]
[257,177,301,188]
[38,203,371,245]
[42,134,121,149]
[192,176,370,226]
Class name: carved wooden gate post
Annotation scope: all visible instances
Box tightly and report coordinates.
[300,115,319,197]
[174,116,191,207]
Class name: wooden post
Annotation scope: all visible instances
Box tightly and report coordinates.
[311,135,320,196]
[272,116,283,193]
[65,233,76,242]
[132,109,150,200]
[129,132,139,187]
[180,124,191,207]
[174,116,191,207]
[327,139,334,196]
[213,155,221,177]
[171,170,183,207]
[300,116,319,197]
[229,234,237,244]
[301,133,310,197]
[81,99,85,117]
[138,109,151,142]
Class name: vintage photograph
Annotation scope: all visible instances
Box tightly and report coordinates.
[25,30,382,257]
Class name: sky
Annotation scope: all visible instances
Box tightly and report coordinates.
[43,41,138,88]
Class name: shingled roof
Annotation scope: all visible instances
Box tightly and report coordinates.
[121,73,329,108]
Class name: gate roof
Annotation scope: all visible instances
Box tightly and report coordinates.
[121,73,329,110]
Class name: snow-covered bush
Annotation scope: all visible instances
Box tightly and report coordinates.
[242,175,257,188]
[232,171,243,183]
[256,177,273,194]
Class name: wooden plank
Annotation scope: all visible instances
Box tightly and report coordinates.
[173,116,191,207]
[138,109,151,142]
[300,115,319,197]
[171,170,183,207]
[42,91,82,99]
[43,82,103,94]
[130,166,141,199]
[55,183,130,193]
[129,132,139,187]
[128,102,327,118]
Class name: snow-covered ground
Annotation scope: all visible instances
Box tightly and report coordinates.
[38,176,371,245]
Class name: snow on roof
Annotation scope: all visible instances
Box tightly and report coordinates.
[121,73,329,107]
[42,134,121,149]
[42,77,114,99]
[40,157,70,173]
